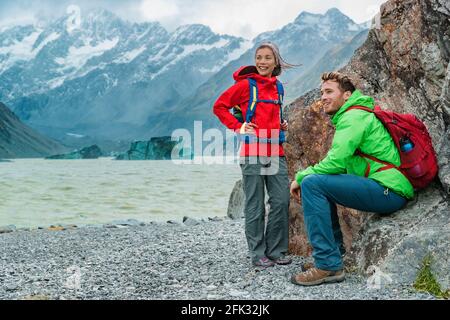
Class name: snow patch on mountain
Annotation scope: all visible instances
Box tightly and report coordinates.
[150,38,230,80]
[0,31,41,58]
[199,39,253,74]
[48,61,110,90]
[66,132,85,138]
[114,45,146,64]
[46,38,119,89]
[55,37,119,71]
[33,32,61,52]
[0,30,42,73]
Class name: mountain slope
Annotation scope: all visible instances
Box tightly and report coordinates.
[0,102,67,158]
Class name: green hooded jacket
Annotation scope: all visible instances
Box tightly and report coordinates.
[295,90,414,199]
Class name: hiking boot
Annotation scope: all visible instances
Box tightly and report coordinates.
[300,261,315,271]
[253,257,275,268]
[290,267,345,286]
[270,256,292,265]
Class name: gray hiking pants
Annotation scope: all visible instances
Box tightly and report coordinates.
[240,156,290,263]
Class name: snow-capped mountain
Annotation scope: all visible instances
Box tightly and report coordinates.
[0,7,367,145]
[0,8,250,143]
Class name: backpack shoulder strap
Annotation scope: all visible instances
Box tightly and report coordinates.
[246,78,258,123]
[347,106,398,175]
[245,78,285,123]
[242,78,287,144]
[276,80,286,143]
[276,80,285,123]
[346,106,373,113]
[276,80,284,105]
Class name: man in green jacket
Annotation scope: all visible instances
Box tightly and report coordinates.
[290,72,414,286]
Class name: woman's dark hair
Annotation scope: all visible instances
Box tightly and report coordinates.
[255,42,298,76]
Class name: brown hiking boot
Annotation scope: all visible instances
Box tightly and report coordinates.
[300,261,314,271]
[290,267,345,286]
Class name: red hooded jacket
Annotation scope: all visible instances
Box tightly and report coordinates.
[213,66,284,157]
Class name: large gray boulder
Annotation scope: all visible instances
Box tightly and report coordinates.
[227,180,245,220]
[227,179,271,221]
[348,185,449,289]
[284,0,449,292]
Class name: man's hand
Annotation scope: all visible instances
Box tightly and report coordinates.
[281,120,288,131]
[290,180,301,202]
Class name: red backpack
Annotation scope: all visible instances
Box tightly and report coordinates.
[346,105,439,190]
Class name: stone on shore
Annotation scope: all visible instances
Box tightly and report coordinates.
[0,225,16,234]
[183,217,200,226]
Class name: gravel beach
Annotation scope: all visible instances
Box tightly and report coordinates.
[0,218,435,300]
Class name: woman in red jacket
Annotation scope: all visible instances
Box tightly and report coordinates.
[213,42,296,268]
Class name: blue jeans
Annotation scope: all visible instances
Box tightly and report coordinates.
[301,174,407,271]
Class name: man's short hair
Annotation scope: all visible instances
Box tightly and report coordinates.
[321,72,356,93]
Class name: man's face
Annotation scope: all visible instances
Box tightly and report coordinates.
[321,80,351,115]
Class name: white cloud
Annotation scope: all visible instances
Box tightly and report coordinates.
[131,0,387,39]
[0,12,36,31]
[0,0,387,39]
[139,0,180,21]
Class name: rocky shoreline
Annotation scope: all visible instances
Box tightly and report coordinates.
[0,217,436,300]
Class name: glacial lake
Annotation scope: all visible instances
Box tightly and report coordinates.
[0,158,241,228]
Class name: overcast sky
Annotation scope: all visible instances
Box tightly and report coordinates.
[0,0,387,39]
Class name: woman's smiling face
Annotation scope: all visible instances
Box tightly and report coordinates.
[255,47,277,78]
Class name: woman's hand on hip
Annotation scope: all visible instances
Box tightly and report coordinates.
[240,122,258,135]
